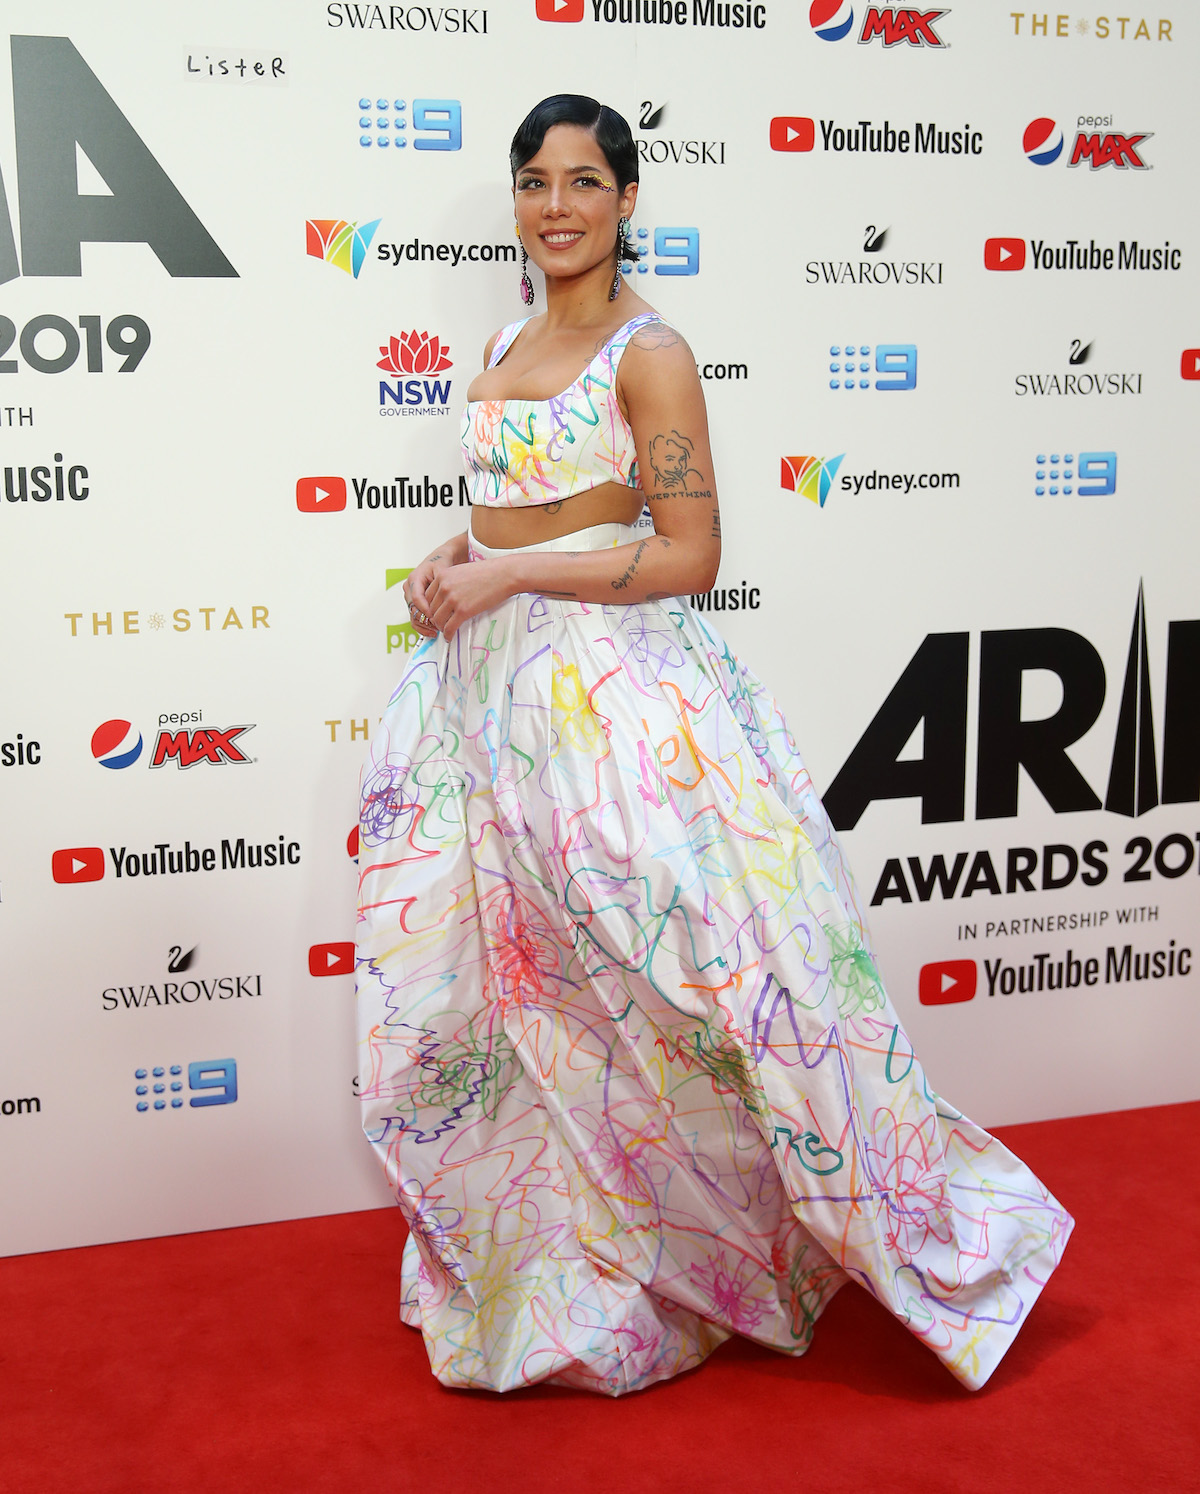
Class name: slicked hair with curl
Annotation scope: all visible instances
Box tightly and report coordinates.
[510,95,640,264]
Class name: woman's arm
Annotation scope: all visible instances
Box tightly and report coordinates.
[423,323,721,638]
[404,531,470,637]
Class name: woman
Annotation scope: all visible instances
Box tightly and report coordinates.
[356,95,1072,1397]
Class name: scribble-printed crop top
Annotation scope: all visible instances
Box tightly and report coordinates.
[460,311,665,507]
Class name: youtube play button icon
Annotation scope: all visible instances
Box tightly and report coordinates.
[52,847,106,884]
[770,116,815,152]
[536,0,584,17]
[984,237,1026,271]
[309,942,355,977]
[919,959,978,1006]
[296,475,347,513]
[1181,349,1200,380]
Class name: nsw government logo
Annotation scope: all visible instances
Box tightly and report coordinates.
[810,2,950,46]
[379,330,453,417]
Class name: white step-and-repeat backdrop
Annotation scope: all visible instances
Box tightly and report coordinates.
[2,0,1196,1256]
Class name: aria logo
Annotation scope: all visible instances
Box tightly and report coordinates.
[823,583,1200,830]
[810,2,950,47]
[306,218,381,279]
[90,717,255,769]
[379,330,453,415]
[781,454,845,507]
[356,98,462,152]
[1023,117,1152,170]
[0,36,236,287]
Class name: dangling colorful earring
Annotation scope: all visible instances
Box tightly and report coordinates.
[610,217,630,301]
[516,223,534,306]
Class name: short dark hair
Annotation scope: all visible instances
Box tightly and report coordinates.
[510,95,639,262]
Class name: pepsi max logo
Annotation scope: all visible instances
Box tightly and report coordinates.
[810,2,949,45]
[1025,117,1153,170]
[92,719,143,770]
[1024,117,1064,165]
[91,719,255,770]
[810,0,854,40]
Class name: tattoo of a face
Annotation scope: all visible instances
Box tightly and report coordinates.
[649,431,703,491]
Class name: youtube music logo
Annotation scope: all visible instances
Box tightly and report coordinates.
[770,116,815,152]
[918,959,977,1006]
[309,942,355,977]
[536,0,583,17]
[52,846,105,884]
[1181,349,1200,381]
[984,237,1026,271]
[296,476,347,513]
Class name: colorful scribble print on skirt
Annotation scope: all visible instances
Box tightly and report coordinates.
[356,531,1073,1396]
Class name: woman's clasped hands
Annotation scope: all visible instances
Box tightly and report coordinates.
[404,552,517,642]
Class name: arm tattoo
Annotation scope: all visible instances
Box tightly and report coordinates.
[711,508,722,539]
[630,324,684,352]
[644,487,713,503]
[649,431,704,491]
[611,540,650,591]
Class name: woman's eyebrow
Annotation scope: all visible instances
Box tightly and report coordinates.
[518,164,609,175]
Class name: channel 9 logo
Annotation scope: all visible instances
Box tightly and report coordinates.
[134,1059,238,1112]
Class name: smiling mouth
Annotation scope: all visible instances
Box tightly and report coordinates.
[541,231,585,247]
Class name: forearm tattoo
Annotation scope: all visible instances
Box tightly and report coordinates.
[611,540,649,591]
[611,536,670,592]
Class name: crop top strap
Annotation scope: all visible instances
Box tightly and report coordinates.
[597,312,671,380]
[487,318,534,369]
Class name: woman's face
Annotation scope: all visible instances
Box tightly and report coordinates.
[513,123,638,288]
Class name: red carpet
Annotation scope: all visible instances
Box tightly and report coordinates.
[3,1102,1198,1494]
